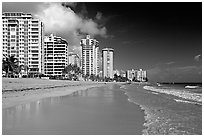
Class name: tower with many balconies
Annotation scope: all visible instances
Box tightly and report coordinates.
[80,35,99,76]
[44,34,68,76]
[2,12,44,76]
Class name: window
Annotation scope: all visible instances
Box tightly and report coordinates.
[11,28,15,31]
[11,39,15,42]
[11,35,15,38]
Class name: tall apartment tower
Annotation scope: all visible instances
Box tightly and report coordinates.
[2,12,44,75]
[80,35,99,76]
[102,48,114,79]
[44,34,68,76]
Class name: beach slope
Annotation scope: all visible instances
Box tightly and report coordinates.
[2,78,105,109]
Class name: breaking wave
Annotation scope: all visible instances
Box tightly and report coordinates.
[143,86,202,103]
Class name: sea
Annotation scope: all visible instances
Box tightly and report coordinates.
[120,82,202,135]
[2,82,202,135]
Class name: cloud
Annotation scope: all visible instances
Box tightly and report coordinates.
[194,54,201,62]
[34,2,109,54]
[61,2,78,8]
[96,12,103,20]
[165,61,175,65]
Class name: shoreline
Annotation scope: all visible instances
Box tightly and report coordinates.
[2,78,123,109]
[3,82,145,135]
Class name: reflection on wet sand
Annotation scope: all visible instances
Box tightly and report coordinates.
[3,84,144,135]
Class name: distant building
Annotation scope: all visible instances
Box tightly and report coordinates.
[68,53,80,67]
[80,35,99,76]
[113,69,120,76]
[2,12,44,75]
[126,69,136,81]
[102,48,114,78]
[120,70,126,77]
[137,69,147,82]
[44,34,68,76]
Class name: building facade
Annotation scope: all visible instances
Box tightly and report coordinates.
[102,48,114,79]
[137,69,147,82]
[126,69,147,82]
[80,35,99,76]
[68,53,80,67]
[126,69,136,81]
[2,12,44,75]
[44,34,68,76]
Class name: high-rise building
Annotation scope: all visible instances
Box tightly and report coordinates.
[2,12,44,75]
[44,34,68,76]
[68,53,80,67]
[102,48,114,78]
[80,35,99,76]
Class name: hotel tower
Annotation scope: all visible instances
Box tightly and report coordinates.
[2,12,44,75]
[80,35,99,76]
[44,34,68,76]
[102,48,114,79]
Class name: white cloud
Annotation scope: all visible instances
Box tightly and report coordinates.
[165,61,175,65]
[34,2,108,54]
[96,12,102,20]
[194,54,201,62]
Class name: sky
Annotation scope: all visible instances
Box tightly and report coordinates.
[2,2,202,82]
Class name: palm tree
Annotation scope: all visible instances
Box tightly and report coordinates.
[2,55,19,77]
[62,64,82,80]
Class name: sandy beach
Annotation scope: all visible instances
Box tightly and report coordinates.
[2,78,107,109]
[2,83,145,135]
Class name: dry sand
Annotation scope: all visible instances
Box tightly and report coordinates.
[2,78,107,109]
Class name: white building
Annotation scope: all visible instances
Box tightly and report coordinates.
[68,53,80,67]
[80,35,99,76]
[2,12,44,75]
[44,34,68,76]
[126,69,136,81]
[102,48,114,78]
[137,69,147,82]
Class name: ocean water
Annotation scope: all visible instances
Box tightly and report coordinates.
[120,83,202,135]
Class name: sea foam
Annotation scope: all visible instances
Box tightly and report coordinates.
[143,86,202,102]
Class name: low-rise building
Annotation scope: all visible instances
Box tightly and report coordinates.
[137,69,147,82]
[126,69,136,81]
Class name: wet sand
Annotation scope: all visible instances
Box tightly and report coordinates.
[2,78,107,109]
[121,83,202,135]
[2,84,145,135]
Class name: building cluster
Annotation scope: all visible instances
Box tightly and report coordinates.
[2,12,115,80]
[2,12,147,82]
[126,69,147,82]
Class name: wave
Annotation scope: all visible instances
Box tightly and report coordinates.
[143,86,202,102]
[185,85,200,89]
[151,92,159,95]
[174,99,202,105]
